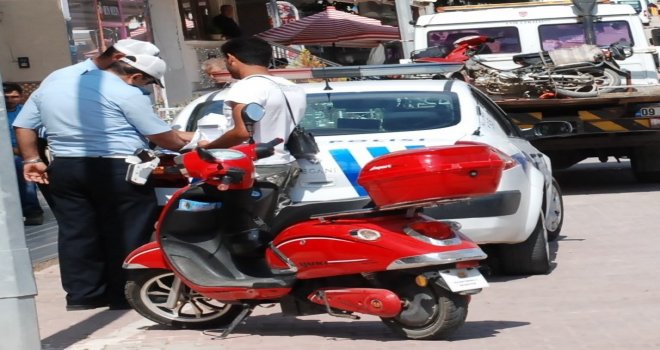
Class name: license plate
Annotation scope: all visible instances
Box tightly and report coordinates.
[637,106,660,117]
[439,268,489,292]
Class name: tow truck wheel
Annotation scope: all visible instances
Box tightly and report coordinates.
[499,213,550,275]
[631,146,660,182]
[125,269,245,329]
[381,283,468,340]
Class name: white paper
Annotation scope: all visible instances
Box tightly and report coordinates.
[181,113,229,150]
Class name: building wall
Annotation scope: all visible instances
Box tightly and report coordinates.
[0,0,70,82]
[149,0,237,106]
[149,0,195,106]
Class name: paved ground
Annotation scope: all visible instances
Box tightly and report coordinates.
[31,159,660,350]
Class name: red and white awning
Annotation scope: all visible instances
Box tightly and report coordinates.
[256,6,400,48]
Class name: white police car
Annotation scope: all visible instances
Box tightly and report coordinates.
[171,64,567,275]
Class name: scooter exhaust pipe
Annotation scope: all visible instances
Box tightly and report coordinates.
[308,288,403,318]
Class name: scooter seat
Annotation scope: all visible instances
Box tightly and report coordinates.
[270,197,373,234]
[512,51,552,66]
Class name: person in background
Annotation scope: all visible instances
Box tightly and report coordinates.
[4,82,44,225]
[212,4,243,39]
[13,55,190,311]
[201,57,231,88]
[198,37,306,209]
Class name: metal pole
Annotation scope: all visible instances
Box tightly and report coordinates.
[0,75,42,349]
[572,0,598,45]
[394,0,415,59]
[60,0,77,64]
[269,0,281,27]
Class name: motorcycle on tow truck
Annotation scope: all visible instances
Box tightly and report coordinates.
[411,34,631,98]
[122,103,508,340]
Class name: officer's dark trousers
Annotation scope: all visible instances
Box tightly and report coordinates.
[48,157,158,306]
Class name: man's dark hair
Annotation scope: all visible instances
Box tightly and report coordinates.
[221,37,272,67]
[220,4,232,14]
[98,46,121,59]
[3,82,23,95]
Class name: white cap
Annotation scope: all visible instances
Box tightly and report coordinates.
[120,54,167,87]
[113,39,160,57]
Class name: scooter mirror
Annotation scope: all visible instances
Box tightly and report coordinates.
[242,103,266,125]
[197,147,218,163]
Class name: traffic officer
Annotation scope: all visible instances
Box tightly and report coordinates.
[19,38,160,209]
[13,54,190,311]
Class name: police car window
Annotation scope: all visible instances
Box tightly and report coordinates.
[470,87,519,137]
[185,100,225,132]
[427,27,521,54]
[303,92,461,136]
[539,21,633,50]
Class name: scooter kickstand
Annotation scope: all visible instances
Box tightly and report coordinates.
[203,304,254,339]
[317,291,360,320]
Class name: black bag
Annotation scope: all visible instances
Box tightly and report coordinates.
[249,75,320,161]
[280,87,320,161]
[286,125,320,160]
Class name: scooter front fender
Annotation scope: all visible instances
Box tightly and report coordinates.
[122,241,169,270]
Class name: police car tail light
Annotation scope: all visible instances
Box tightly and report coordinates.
[407,221,455,240]
[455,141,518,170]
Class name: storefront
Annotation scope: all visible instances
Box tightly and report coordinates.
[1,0,430,107]
[67,0,153,63]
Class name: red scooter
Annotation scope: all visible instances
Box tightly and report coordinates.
[123,103,507,340]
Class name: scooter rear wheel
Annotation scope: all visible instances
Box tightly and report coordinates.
[380,283,468,340]
[125,269,245,329]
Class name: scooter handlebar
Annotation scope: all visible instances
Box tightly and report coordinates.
[255,138,284,160]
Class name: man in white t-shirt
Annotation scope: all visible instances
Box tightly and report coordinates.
[199,37,306,205]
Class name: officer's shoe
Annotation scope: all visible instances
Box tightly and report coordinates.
[66,301,108,311]
[24,213,44,226]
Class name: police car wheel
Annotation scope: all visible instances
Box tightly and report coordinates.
[499,213,550,275]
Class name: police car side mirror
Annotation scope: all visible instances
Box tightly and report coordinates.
[521,121,574,139]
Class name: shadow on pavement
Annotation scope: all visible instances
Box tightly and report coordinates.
[41,310,128,349]
[554,160,660,196]
[142,312,529,342]
[452,320,530,340]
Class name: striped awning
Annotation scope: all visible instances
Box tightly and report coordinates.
[256,6,400,48]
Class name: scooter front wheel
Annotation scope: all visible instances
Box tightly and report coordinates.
[380,283,468,340]
[125,269,245,329]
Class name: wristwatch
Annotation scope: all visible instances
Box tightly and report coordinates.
[23,158,44,164]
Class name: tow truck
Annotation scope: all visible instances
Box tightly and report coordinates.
[412,0,660,180]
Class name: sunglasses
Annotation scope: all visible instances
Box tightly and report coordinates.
[141,74,157,85]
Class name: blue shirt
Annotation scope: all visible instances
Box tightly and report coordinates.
[19,59,100,138]
[6,104,23,148]
[13,69,171,157]
[41,59,99,85]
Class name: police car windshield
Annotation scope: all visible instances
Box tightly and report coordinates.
[302,91,461,136]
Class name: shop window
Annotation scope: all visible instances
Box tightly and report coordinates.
[67,0,154,63]
[178,0,213,40]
